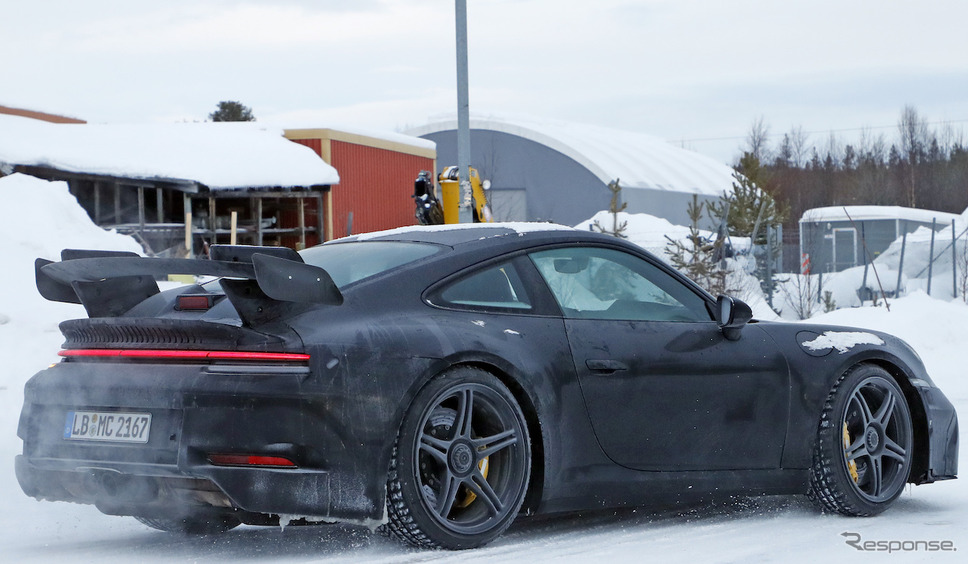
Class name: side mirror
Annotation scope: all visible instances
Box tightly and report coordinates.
[716,295,753,341]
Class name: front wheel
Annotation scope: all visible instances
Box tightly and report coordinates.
[809,364,914,515]
[385,367,531,550]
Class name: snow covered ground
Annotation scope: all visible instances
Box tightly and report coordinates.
[0,179,964,562]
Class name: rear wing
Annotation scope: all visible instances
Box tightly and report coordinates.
[36,245,342,325]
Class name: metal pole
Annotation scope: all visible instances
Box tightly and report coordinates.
[860,223,869,300]
[927,218,936,296]
[895,224,907,298]
[455,0,473,223]
[766,226,773,308]
[953,219,957,298]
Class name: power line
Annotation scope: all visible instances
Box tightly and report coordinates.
[675,118,968,145]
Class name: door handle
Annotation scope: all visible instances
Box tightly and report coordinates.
[585,359,628,372]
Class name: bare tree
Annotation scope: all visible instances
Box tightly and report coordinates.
[858,127,887,163]
[789,125,810,168]
[781,273,818,320]
[743,116,772,163]
[940,121,963,156]
[824,132,843,166]
[855,127,889,204]
[898,105,928,207]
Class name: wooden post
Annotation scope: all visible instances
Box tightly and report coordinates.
[256,197,264,246]
[184,194,193,258]
[316,193,325,246]
[94,181,101,225]
[230,211,238,245]
[298,197,306,250]
[325,190,333,241]
[137,186,146,237]
[114,182,121,223]
[208,196,217,246]
[185,211,192,257]
[156,188,164,223]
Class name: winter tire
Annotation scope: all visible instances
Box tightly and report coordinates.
[385,366,531,550]
[809,364,913,515]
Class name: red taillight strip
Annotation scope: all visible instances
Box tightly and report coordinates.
[208,454,297,468]
[59,349,310,362]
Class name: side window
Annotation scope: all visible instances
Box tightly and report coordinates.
[529,247,711,322]
[434,261,533,312]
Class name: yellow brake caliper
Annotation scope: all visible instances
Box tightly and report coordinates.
[843,423,859,483]
[455,455,490,508]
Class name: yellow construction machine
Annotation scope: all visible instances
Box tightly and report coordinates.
[414,166,492,225]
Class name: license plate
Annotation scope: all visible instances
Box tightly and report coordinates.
[64,411,151,443]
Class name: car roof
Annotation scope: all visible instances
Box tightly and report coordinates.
[333,223,606,248]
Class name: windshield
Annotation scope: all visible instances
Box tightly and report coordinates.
[299,241,442,289]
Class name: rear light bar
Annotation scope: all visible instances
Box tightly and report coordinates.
[176,294,216,311]
[59,349,310,362]
[207,454,297,468]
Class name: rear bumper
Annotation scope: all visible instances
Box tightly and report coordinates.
[16,359,385,523]
[15,454,332,519]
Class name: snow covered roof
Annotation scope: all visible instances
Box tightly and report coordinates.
[282,124,436,155]
[407,115,737,197]
[800,205,961,225]
[0,114,339,190]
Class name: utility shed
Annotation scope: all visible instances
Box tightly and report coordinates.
[284,128,436,239]
[799,206,960,273]
[407,115,737,227]
[0,114,339,256]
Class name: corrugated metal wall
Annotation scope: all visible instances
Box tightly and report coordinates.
[291,138,322,157]
[329,141,433,238]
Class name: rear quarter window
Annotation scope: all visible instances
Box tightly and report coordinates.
[430,261,534,313]
[299,241,441,289]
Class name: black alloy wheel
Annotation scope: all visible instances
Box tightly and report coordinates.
[386,367,531,549]
[810,364,914,515]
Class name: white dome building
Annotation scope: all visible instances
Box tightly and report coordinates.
[408,115,737,227]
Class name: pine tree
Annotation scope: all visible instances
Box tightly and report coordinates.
[591,179,628,238]
[709,152,787,305]
[209,101,255,122]
[664,195,728,296]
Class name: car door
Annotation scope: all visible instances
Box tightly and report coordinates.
[529,246,790,472]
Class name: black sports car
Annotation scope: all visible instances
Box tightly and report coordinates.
[16,224,958,549]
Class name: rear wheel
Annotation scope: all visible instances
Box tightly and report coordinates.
[385,367,531,549]
[135,513,240,535]
[809,364,913,515]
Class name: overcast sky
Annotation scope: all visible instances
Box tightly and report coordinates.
[4,0,967,164]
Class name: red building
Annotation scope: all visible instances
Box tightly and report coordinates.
[285,128,436,241]
[0,104,86,124]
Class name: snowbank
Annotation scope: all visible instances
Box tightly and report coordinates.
[0,173,143,329]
